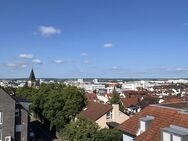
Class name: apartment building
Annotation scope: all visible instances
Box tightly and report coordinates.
[0,89,30,141]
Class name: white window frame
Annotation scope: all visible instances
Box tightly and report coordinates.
[163,132,171,141]
[0,129,2,141]
[140,121,146,132]
[0,112,2,125]
[172,135,181,141]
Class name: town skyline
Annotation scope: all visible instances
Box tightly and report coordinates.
[0,0,188,78]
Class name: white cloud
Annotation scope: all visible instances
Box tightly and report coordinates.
[104,43,113,48]
[175,68,188,71]
[38,26,61,37]
[18,54,33,59]
[6,62,28,68]
[81,52,88,56]
[111,66,120,70]
[32,59,43,64]
[55,59,64,64]
[83,60,90,64]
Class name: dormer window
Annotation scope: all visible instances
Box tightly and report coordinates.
[139,116,154,134]
[140,121,146,132]
[161,125,188,141]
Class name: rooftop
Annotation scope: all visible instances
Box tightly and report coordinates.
[118,102,188,141]
[80,101,112,121]
[158,102,188,110]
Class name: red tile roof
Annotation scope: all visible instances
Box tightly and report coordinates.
[118,103,188,141]
[80,101,112,121]
[162,97,183,104]
[85,93,98,101]
[121,97,139,108]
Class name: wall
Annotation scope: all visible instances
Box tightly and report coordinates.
[0,89,16,140]
[112,104,129,124]
[96,114,108,129]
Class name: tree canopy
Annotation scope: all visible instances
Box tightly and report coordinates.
[60,117,122,141]
[109,88,124,111]
[16,83,87,131]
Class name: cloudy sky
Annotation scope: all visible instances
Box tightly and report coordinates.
[0,0,188,78]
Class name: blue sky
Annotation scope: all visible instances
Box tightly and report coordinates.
[0,0,188,78]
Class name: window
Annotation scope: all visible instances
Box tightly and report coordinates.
[0,129,2,141]
[161,125,188,141]
[140,121,146,132]
[106,111,112,120]
[163,132,170,141]
[15,109,19,117]
[0,112,2,124]
[173,135,181,141]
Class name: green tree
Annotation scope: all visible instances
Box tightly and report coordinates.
[60,117,98,141]
[16,83,87,132]
[109,88,124,111]
[16,86,38,100]
[60,117,122,141]
[42,85,87,131]
[94,128,122,141]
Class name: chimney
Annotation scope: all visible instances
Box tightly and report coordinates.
[112,104,119,122]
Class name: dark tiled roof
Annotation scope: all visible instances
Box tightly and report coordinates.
[80,101,112,121]
[29,68,36,81]
[107,122,119,128]
[11,96,31,103]
[118,103,188,141]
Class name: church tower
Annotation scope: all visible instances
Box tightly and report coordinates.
[27,68,37,87]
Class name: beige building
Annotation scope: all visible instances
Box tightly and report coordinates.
[80,101,129,128]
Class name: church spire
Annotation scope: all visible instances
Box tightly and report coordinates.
[28,68,36,81]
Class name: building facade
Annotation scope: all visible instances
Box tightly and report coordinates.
[0,89,30,141]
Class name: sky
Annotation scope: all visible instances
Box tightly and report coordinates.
[0,0,188,78]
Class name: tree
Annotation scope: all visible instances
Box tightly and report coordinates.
[16,83,87,132]
[94,128,122,141]
[60,117,122,141]
[109,88,124,111]
[60,117,98,141]
[42,85,87,131]
[16,86,38,100]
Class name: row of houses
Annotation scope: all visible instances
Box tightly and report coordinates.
[83,91,188,141]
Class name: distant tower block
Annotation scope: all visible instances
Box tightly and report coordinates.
[28,68,37,87]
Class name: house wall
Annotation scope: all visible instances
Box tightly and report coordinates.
[112,104,129,124]
[20,109,29,141]
[96,114,109,128]
[0,90,16,140]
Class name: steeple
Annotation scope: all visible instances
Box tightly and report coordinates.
[27,68,38,88]
[28,68,36,81]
